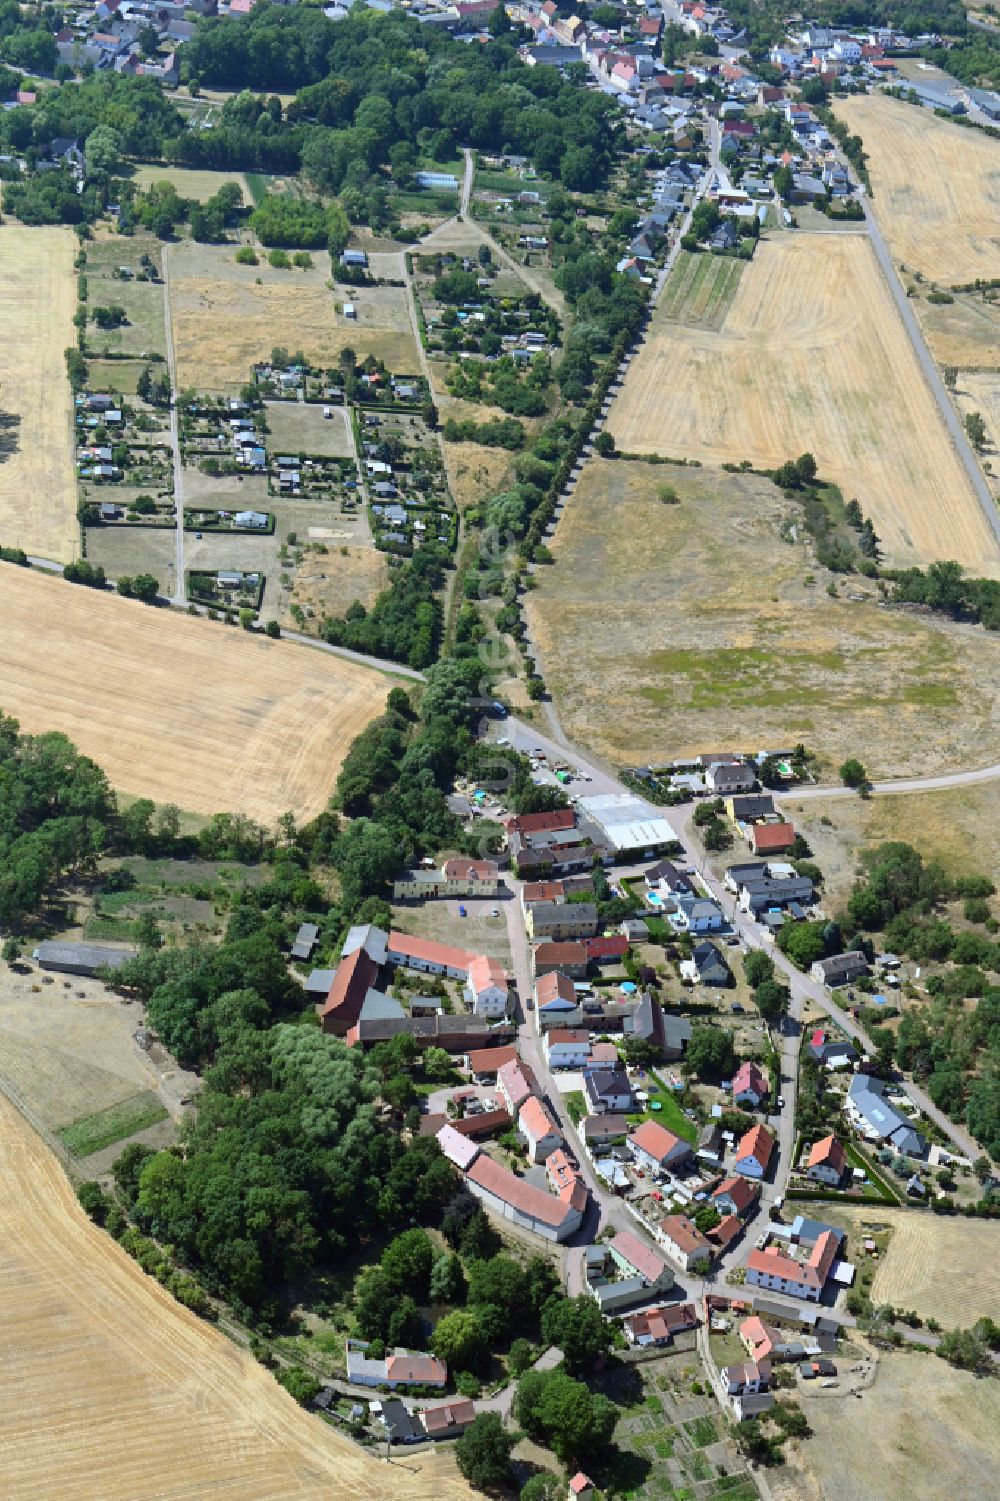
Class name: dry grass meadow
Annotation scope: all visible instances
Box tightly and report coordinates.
[0,226,78,561]
[0,568,389,824]
[836,93,1000,284]
[772,1351,1000,1501]
[166,242,417,391]
[0,1093,473,1501]
[783,781,1000,909]
[607,234,999,574]
[130,164,248,202]
[525,460,1000,776]
[284,545,390,627]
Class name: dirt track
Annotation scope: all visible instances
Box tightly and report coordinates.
[0,1093,473,1501]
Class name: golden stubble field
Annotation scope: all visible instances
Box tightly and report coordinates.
[0,567,389,824]
[525,460,1000,777]
[836,93,1000,284]
[608,234,1000,574]
[0,1094,473,1501]
[0,226,78,562]
[165,241,418,391]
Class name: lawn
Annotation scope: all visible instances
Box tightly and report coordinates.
[565,1090,587,1125]
[58,1090,168,1156]
[628,1080,698,1144]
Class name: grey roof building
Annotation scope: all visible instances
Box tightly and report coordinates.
[291,922,319,960]
[33,940,138,976]
[847,1074,925,1157]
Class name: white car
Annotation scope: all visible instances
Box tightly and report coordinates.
[497,737,510,747]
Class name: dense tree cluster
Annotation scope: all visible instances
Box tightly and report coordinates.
[890,560,1000,632]
[0,714,115,927]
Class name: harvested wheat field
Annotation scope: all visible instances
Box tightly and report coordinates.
[809,1205,1000,1326]
[166,242,417,391]
[955,369,1000,475]
[526,460,1000,777]
[836,94,1000,284]
[608,234,999,574]
[0,226,78,562]
[0,567,388,824]
[0,1094,472,1501]
[771,1350,1000,1501]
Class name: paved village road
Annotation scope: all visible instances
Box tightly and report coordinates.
[500,715,979,1162]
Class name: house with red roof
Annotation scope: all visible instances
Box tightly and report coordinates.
[345,1339,446,1389]
[732,1061,769,1108]
[534,970,578,1013]
[497,1058,539,1114]
[655,1213,713,1271]
[734,1124,775,1180]
[467,1044,518,1079]
[748,822,796,857]
[746,1228,842,1302]
[544,1028,591,1069]
[711,1175,759,1219]
[584,934,629,963]
[623,1303,697,1347]
[546,1148,588,1215]
[533,940,589,979]
[519,1096,563,1163]
[609,1230,675,1291]
[466,1146,586,1241]
[569,1475,594,1501]
[465,954,509,1017]
[806,1134,847,1186]
[629,1119,692,1175]
[420,1398,476,1439]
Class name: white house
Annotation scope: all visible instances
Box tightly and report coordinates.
[628,1119,692,1176]
[465,955,509,1017]
[545,1028,591,1069]
[518,1096,563,1164]
[655,1213,713,1271]
[733,1124,774,1180]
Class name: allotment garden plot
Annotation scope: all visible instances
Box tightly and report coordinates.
[0,226,78,561]
[166,242,417,393]
[608,234,1000,574]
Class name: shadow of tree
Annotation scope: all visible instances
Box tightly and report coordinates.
[0,408,21,464]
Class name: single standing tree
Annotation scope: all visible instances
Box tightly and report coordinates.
[839,757,868,789]
[455,1413,515,1490]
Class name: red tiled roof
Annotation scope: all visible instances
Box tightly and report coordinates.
[658,1214,712,1258]
[497,1059,538,1109]
[808,1134,847,1173]
[523,880,565,903]
[387,931,477,971]
[711,1175,759,1215]
[519,1095,559,1141]
[708,1214,742,1249]
[547,1028,589,1045]
[611,1230,668,1284]
[467,1045,517,1075]
[319,948,378,1030]
[422,1398,475,1434]
[534,941,588,965]
[442,858,498,880]
[736,1124,775,1172]
[630,1119,686,1163]
[584,935,629,960]
[750,822,795,853]
[535,970,576,1005]
[733,1061,768,1097]
[506,808,575,836]
[468,954,507,993]
[467,1152,576,1229]
[386,1351,447,1384]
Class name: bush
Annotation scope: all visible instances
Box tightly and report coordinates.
[268,248,291,269]
[235,246,258,265]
